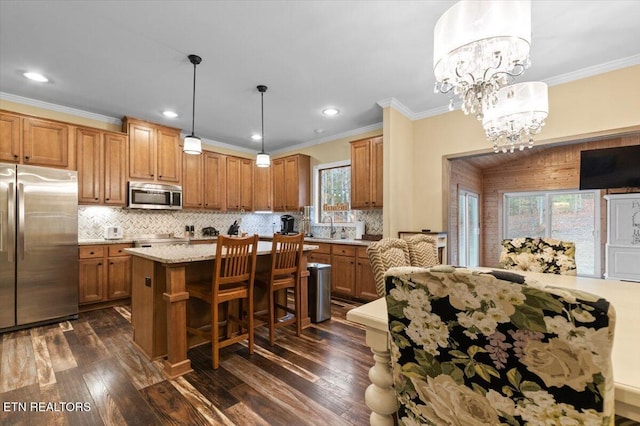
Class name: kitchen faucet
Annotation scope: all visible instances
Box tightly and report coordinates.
[322,215,336,238]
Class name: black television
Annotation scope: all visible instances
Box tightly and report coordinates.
[579,145,640,190]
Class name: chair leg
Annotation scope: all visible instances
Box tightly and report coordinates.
[268,287,276,345]
[295,283,302,337]
[212,302,220,369]
[248,290,254,355]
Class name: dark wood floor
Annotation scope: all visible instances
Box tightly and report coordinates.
[0,299,372,426]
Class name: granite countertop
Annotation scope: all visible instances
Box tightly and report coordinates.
[79,235,372,247]
[124,241,320,264]
[79,238,135,245]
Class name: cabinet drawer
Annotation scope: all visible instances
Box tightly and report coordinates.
[108,244,132,257]
[311,243,331,254]
[79,245,105,259]
[357,246,369,258]
[332,244,356,257]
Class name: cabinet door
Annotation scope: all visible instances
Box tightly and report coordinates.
[308,252,331,265]
[107,256,131,299]
[226,156,241,210]
[156,127,181,183]
[0,113,21,163]
[128,122,155,180]
[182,152,203,208]
[254,163,272,211]
[371,136,383,208]
[204,152,225,210]
[350,139,372,209]
[272,158,286,211]
[103,133,128,205]
[77,127,103,204]
[331,255,356,297]
[239,158,254,211]
[79,259,105,304]
[22,117,69,168]
[356,256,378,301]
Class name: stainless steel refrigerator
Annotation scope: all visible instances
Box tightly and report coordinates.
[0,164,78,331]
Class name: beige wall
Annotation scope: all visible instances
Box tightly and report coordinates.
[395,65,640,234]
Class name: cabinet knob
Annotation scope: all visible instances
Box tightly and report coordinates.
[159,175,162,178]
[110,262,114,265]
[106,198,110,201]
[89,251,94,255]
[13,154,18,159]
[24,156,30,161]
[95,198,99,201]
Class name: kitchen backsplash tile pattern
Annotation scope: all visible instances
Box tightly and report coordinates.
[78,207,383,240]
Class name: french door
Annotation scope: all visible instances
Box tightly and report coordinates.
[458,190,479,267]
[503,190,600,277]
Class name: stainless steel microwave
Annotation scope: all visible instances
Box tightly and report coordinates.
[128,182,182,210]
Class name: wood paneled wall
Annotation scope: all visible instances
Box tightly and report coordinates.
[449,134,639,273]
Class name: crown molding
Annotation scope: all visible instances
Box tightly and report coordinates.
[0,92,122,125]
[543,54,640,87]
[272,122,383,154]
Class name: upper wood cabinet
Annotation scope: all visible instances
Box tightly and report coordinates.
[351,136,383,209]
[0,112,21,163]
[272,154,310,211]
[182,150,226,210]
[226,156,253,211]
[124,117,181,184]
[77,127,128,205]
[1,111,74,169]
[253,163,273,211]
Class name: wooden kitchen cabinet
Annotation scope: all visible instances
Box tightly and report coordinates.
[226,156,253,211]
[0,111,74,169]
[272,154,310,211]
[308,242,331,265]
[203,151,225,210]
[355,247,378,301]
[182,150,203,208]
[124,117,181,184]
[0,112,21,163]
[253,162,273,211]
[77,127,127,205]
[182,150,226,210]
[331,244,356,297]
[79,243,132,308]
[351,136,383,209]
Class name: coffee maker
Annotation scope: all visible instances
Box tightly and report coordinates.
[280,214,295,234]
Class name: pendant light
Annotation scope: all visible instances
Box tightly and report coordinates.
[255,85,270,167]
[183,54,202,155]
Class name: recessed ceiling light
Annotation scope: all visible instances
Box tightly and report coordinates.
[251,134,262,141]
[314,128,325,134]
[322,108,340,117]
[162,110,178,118]
[23,72,48,83]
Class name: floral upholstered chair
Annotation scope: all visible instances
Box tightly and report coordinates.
[500,237,577,275]
[384,266,615,426]
[405,234,439,268]
[366,238,412,297]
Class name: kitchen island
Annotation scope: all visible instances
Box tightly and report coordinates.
[125,240,318,378]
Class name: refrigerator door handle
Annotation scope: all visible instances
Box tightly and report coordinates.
[6,182,15,263]
[17,182,25,260]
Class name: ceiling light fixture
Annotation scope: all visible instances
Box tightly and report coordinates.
[322,108,340,117]
[162,110,178,118]
[23,72,48,83]
[251,134,262,141]
[482,81,548,153]
[183,54,202,155]
[433,0,532,119]
[255,85,270,168]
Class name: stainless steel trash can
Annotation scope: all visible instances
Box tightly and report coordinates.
[307,263,331,322]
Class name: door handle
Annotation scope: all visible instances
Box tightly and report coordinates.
[17,182,25,260]
[6,182,15,263]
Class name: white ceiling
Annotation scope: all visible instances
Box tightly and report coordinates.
[1,1,639,154]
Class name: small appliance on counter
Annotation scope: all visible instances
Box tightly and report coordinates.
[280,214,295,234]
[104,226,123,240]
[202,227,219,237]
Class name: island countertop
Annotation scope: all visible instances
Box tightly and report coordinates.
[124,241,319,264]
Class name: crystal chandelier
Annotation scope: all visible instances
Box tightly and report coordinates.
[433,0,532,119]
[482,82,549,153]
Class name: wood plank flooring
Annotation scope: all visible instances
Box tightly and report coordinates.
[0,299,372,426]
[1,299,637,425]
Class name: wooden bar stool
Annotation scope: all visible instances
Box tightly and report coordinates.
[186,234,258,369]
[255,233,304,345]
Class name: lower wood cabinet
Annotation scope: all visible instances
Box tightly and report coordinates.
[355,247,378,301]
[79,243,132,307]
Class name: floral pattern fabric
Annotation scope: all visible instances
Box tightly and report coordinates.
[384,268,615,426]
[500,237,577,275]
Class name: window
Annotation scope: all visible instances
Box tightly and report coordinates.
[503,190,601,276]
[459,190,479,267]
[314,161,352,223]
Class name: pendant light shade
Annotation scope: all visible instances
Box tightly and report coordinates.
[184,54,202,155]
[256,84,270,167]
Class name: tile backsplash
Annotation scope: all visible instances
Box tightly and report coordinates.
[78,207,383,240]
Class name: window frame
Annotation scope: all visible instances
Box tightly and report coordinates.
[312,159,352,225]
